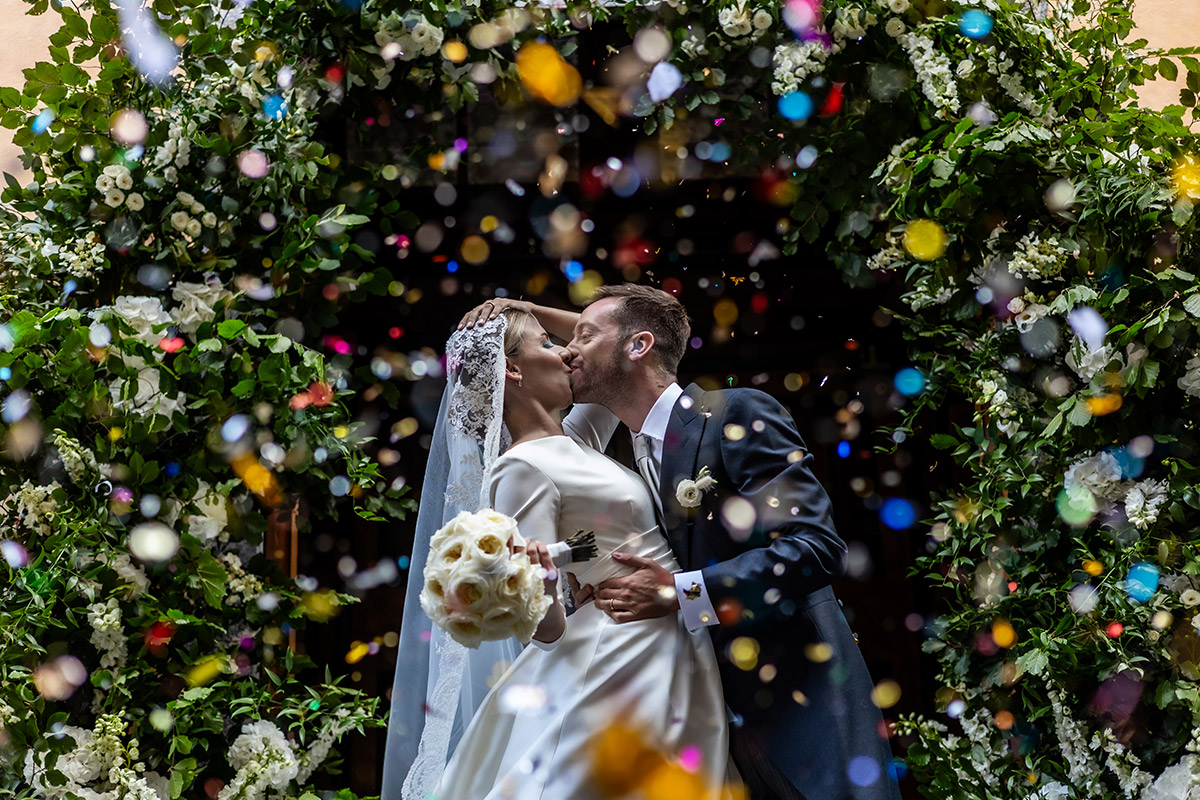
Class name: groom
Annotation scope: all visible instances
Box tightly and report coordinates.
[460,285,899,800]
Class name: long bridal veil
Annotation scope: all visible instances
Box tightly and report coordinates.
[380,317,522,800]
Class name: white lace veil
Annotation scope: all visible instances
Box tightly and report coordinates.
[381,316,522,800]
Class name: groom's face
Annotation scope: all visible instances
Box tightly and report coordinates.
[566,297,628,406]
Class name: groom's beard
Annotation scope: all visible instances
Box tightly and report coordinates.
[570,344,628,408]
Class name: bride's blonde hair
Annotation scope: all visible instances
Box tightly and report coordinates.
[501,308,534,359]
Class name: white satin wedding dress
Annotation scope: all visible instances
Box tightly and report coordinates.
[432,406,734,799]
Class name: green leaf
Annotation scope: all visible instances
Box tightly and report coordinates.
[1015,649,1048,678]
[217,319,247,338]
[1041,411,1064,438]
[930,433,958,450]
[1184,294,1200,318]
[231,378,257,397]
[1160,59,1179,81]
[196,550,228,608]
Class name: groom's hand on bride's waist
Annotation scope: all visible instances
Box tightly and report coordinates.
[594,553,680,623]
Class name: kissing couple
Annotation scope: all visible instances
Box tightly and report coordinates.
[382,284,901,800]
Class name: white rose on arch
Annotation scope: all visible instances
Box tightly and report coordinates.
[110,357,186,421]
[718,2,754,37]
[185,479,230,544]
[111,295,173,346]
[170,280,233,335]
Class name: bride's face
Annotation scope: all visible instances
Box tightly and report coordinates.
[510,321,573,410]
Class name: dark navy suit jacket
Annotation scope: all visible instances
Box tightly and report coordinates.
[657,384,900,800]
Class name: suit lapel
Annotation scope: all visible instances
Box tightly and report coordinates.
[658,383,706,569]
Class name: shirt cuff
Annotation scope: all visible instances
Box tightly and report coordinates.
[674,570,719,632]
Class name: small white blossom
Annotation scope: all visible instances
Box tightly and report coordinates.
[1124,479,1168,531]
[87,598,128,670]
[771,40,829,95]
[719,2,754,37]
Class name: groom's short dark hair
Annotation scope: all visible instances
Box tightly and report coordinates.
[590,284,690,376]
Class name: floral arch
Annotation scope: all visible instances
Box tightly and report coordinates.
[1,0,1199,798]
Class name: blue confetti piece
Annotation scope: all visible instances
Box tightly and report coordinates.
[837,441,851,459]
[32,109,55,135]
[262,94,287,120]
[894,367,926,397]
[959,9,994,38]
[778,91,814,121]
[1125,562,1159,603]
[880,498,917,530]
[847,755,881,787]
[564,261,584,282]
[447,260,459,274]
[397,555,410,569]
[0,367,10,381]
[165,462,182,478]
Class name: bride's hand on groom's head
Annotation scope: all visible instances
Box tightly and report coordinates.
[457,297,533,331]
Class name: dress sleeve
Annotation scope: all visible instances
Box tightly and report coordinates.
[562,403,620,453]
[488,454,561,545]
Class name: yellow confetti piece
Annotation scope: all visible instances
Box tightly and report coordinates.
[713,298,739,326]
[1083,559,1104,577]
[108,427,123,441]
[871,679,902,709]
[185,657,225,687]
[804,642,833,663]
[903,219,948,261]
[461,235,490,265]
[516,41,582,107]
[729,637,760,671]
[1173,154,1200,201]
[345,641,370,664]
[992,618,1016,648]
[1085,393,1123,416]
[301,590,340,622]
[442,40,468,63]
[231,452,282,506]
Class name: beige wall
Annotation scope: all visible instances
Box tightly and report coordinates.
[0,2,1195,181]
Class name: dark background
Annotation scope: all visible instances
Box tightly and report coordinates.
[294,22,963,798]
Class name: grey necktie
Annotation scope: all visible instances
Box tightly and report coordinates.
[634,433,664,520]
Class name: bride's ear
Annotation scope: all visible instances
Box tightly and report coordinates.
[504,357,522,384]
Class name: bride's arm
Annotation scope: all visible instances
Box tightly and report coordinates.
[457,298,580,342]
[489,455,566,648]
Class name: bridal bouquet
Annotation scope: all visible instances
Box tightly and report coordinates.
[420,510,595,648]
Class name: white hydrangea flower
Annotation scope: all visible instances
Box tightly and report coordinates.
[771,40,829,95]
[185,479,230,543]
[1063,451,1127,502]
[51,429,100,484]
[6,480,61,536]
[87,598,128,670]
[222,553,266,605]
[895,31,958,112]
[1006,232,1067,280]
[1177,355,1200,398]
[1124,479,1168,530]
[1065,336,1115,382]
[110,295,172,346]
[218,721,299,800]
[110,357,187,421]
[170,279,233,335]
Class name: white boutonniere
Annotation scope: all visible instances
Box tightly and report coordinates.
[675,466,717,508]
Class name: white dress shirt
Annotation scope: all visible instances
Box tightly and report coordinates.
[632,383,718,632]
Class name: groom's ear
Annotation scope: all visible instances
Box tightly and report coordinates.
[627,332,655,362]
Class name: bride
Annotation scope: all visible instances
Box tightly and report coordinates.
[381,307,737,799]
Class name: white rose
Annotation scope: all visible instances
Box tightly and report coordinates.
[185,479,229,543]
[170,280,232,335]
[752,9,773,31]
[719,2,754,37]
[104,189,125,208]
[1181,589,1200,607]
[184,218,203,238]
[103,165,124,179]
[170,211,190,231]
[410,18,444,56]
[176,191,195,207]
[1065,337,1115,382]
[1007,296,1026,314]
[991,389,1008,406]
[885,17,906,37]
[201,211,217,228]
[1014,303,1049,334]
[110,365,185,420]
[888,0,910,11]
[190,202,205,215]
[96,174,115,192]
[676,479,702,508]
[125,193,144,211]
[115,173,133,190]
[111,295,172,345]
